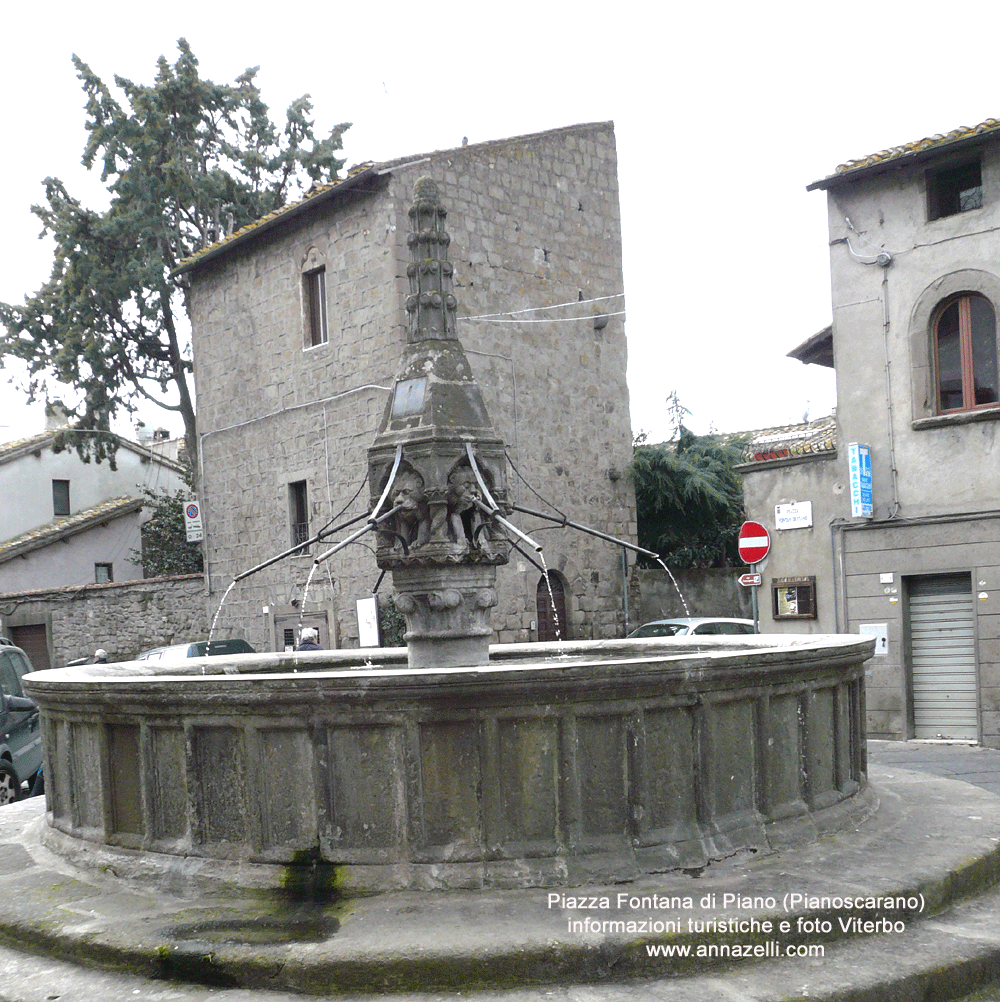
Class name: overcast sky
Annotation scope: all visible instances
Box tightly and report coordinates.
[4,1,1000,445]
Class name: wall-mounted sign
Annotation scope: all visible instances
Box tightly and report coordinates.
[184,500,203,542]
[848,443,873,518]
[775,501,813,530]
[771,576,817,619]
[357,596,381,648]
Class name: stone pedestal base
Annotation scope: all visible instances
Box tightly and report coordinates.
[391,564,499,669]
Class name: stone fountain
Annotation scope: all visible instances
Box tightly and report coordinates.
[366,176,511,671]
[23,181,874,901]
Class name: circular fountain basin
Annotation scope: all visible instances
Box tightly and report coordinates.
[24,635,873,894]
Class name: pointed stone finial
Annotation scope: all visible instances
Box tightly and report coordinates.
[406,177,457,342]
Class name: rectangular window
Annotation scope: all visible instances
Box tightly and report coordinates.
[95,563,114,584]
[772,576,817,620]
[52,479,70,517]
[304,267,328,347]
[928,159,983,220]
[289,481,310,554]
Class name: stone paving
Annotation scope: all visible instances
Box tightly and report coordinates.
[867,741,1000,1002]
[0,741,999,1001]
[869,738,1000,795]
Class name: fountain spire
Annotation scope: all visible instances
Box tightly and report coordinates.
[367,178,511,669]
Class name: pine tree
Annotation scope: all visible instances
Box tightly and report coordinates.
[1,40,349,471]
[630,396,748,567]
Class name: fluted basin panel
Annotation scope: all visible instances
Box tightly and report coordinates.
[24,635,873,893]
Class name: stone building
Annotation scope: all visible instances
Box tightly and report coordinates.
[177,122,636,652]
[0,426,189,667]
[740,116,1000,745]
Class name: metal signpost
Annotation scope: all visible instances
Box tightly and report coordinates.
[738,521,771,633]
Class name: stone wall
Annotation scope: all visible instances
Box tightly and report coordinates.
[187,123,636,652]
[0,575,209,668]
[631,567,752,629]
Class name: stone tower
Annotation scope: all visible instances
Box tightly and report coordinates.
[367,177,510,668]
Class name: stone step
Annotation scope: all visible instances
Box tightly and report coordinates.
[2,766,1000,1000]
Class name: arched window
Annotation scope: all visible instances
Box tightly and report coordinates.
[536,573,566,642]
[934,293,999,412]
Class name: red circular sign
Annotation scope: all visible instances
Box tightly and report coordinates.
[738,521,770,564]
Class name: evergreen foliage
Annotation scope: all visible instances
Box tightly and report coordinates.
[379,596,408,648]
[0,40,349,470]
[630,397,748,568]
[130,484,204,577]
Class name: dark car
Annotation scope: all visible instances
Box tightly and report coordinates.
[0,640,43,805]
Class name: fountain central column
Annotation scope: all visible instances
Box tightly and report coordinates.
[367,178,510,669]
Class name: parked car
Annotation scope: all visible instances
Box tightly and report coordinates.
[627,617,757,638]
[135,639,255,662]
[0,641,43,805]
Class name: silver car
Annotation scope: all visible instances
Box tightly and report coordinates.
[627,617,756,638]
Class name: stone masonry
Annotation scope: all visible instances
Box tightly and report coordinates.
[182,123,636,651]
[0,575,208,667]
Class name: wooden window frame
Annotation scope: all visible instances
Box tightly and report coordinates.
[927,158,983,220]
[771,576,817,620]
[303,266,328,348]
[95,563,114,584]
[934,293,999,414]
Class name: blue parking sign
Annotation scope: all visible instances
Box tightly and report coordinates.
[848,443,873,518]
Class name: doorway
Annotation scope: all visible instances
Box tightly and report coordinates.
[536,573,567,642]
[273,611,331,652]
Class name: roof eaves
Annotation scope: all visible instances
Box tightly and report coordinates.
[0,497,144,564]
[174,121,617,277]
[0,431,187,474]
[807,117,1000,191]
[787,325,834,368]
[172,166,384,277]
[0,432,55,466]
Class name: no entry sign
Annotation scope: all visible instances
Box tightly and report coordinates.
[738,521,770,564]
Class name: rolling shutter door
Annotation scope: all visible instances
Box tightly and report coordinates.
[909,575,977,739]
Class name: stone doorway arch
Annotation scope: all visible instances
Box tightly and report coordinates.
[536,572,567,642]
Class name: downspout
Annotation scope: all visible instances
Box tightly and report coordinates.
[830,519,845,633]
[879,256,902,518]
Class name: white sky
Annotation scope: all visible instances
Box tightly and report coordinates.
[4,1,1000,444]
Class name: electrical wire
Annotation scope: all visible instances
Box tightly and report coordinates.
[504,448,568,522]
[460,293,624,320]
[462,311,626,325]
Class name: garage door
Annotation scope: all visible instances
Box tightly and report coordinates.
[909,574,977,740]
[8,624,50,672]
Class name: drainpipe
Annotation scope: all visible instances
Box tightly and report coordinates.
[879,255,902,518]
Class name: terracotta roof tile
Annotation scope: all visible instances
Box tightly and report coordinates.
[809,116,1000,190]
[0,496,143,564]
[735,415,837,465]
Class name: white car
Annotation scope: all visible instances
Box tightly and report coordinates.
[627,617,756,638]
